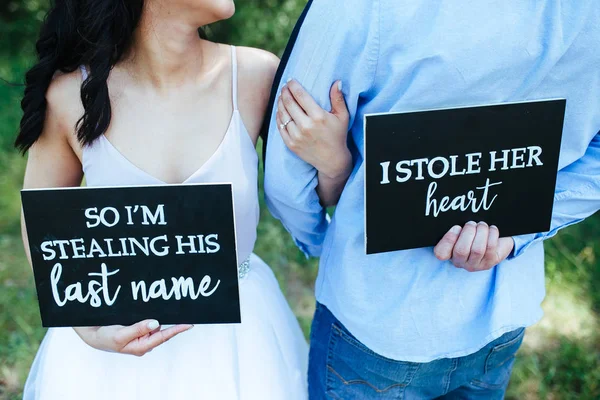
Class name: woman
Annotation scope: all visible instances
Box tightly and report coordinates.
[17,0,347,398]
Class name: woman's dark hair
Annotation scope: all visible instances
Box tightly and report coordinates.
[15,0,207,154]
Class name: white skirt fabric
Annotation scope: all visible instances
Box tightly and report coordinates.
[24,253,309,400]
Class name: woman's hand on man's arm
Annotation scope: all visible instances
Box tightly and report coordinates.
[276,79,352,207]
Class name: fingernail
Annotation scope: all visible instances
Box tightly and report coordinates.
[478,221,488,227]
[287,78,292,83]
[450,225,462,234]
[466,221,477,226]
[338,81,343,91]
[147,320,159,330]
[490,225,498,230]
[187,325,194,330]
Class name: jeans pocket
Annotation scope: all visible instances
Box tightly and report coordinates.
[325,323,419,399]
[471,328,525,390]
[484,328,525,374]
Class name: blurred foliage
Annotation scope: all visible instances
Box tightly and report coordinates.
[1,1,599,399]
[210,0,306,53]
[0,1,47,58]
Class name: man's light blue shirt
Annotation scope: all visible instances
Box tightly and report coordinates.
[264,0,600,362]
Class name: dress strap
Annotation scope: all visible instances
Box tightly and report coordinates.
[231,46,239,111]
[79,65,89,82]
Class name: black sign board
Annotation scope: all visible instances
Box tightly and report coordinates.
[21,183,240,327]
[364,99,566,255]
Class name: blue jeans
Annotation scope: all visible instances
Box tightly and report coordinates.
[308,303,525,399]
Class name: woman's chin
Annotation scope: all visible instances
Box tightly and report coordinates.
[202,3,235,25]
[220,2,236,20]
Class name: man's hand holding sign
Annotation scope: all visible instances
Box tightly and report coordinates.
[277,81,565,270]
[365,100,565,258]
[434,222,514,272]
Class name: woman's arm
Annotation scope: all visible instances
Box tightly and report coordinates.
[21,73,192,356]
[21,72,85,265]
[236,46,280,144]
[315,166,353,208]
[236,47,354,207]
[276,80,352,207]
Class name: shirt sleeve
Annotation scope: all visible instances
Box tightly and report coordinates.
[512,131,600,257]
[264,0,380,257]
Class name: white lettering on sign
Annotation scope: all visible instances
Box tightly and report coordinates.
[85,205,167,228]
[131,275,221,302]
[425,179,503,217]
[379,146,544,183]
[50,262,122,307]
[40,235,175,261]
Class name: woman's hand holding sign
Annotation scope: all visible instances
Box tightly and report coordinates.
[21,126,197,356]
[277,79,352,206]
[434,222,515,272]
[74,320,193,357]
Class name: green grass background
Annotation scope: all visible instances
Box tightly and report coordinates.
[1,1,599,398]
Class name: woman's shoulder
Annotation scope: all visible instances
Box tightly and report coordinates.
[235,46,280,80]
[46,69,85,134]
[235,46,280,97]
[30,69,85,162]
[234,47,280,139]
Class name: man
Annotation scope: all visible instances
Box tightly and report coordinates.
[264,0,600,398]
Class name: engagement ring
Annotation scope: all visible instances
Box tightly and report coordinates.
[280,119,293,129]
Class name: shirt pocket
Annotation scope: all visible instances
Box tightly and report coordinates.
[326,323,419,398]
